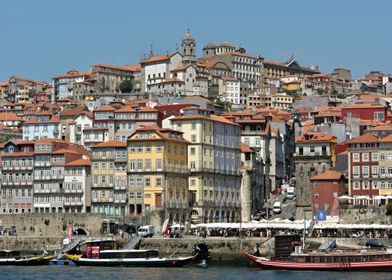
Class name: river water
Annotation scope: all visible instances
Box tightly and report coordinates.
[1,266,392,280]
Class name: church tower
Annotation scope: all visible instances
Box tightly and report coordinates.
[181,29,196,65]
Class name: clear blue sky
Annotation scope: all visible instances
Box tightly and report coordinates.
[1,0,391,82]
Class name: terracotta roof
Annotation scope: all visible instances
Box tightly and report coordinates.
[53,70,90,79]
[52,148,79,155]
[296,132,335,143]
[0,112,22,121]
[367,124,392,131]
[380,134,392,143]
[311,170,343,181]
[114,106,136,113]
[65,159,91,167]
[24,115,60,125]
[128,127,188,144]
[142,53,177,64]
[94,105,115,112]
[240,142,253,153]
[93,64,140,72]
[341,104,385,109]
[170,65,187,72]
[163,77,184,83]
[93,140,127,148]
[172,114,238,126]
[346,134,379,144]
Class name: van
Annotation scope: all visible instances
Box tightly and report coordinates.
[286,187,295,199]
[137,225,155,237]
[273,201,282,214]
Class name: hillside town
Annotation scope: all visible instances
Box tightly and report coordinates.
[2,30,392,233]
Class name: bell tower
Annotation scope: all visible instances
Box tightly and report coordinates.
[181,29,196,65]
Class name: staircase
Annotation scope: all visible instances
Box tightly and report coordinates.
[56,238,80,259]
[123,236,141,249]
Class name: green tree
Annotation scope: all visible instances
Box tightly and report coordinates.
[386,202,392,215]
[119,79,133,93]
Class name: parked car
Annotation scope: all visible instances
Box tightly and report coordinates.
[273,201,282,214]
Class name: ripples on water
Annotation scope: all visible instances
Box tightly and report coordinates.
[1,266,392,280]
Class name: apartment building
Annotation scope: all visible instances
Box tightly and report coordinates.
[127,127,189,226]
[169,107,241,223]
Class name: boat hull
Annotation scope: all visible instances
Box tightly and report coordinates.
[246,253,392,272]
[71,256,194,267]
[0,256,51,266]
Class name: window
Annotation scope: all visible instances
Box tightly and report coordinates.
[129,144,135,153]
[374,112,384,121]
[362,153,369,162]
[372,166,378,177]
[353,181,360,189]
[380,153,386,160]
[333,192,338,198]
[136,192,142,199]
[191,122,196,130]
[372,153,379,162]
[381,167,386,176]
[372,181,379,189]
[353,153,360,162]
[353,166,360,177]
[314,192,319,199]
[156,177,162,186]
[137,144,143,153]
[362,166,369,177]
[145,159,151,170]
[313,181,319,188]
[145,144,151,152]
[145,178,150,186]
[363,181,369,189]
[191,135,197,143]
[156,159,162,171]
[129,160,135,171]
[310,146,315,153]
[156,143,163,153]
[137,159,143,171]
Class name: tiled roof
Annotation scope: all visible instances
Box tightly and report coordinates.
[0,112,22,121]
[94,105,115,112]
[346,133,379,144]
[311,170,343,181]
[93,64,140,72]
[296,132,335,143]
[240,142,253,153]
[93,140,127,148]
[142,53,177,64]
[65,159,91,167]
[53,70,90,79]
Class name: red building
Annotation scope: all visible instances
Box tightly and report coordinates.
[310,170,345,216]
[347,134,380,204]
[341,104,387,122]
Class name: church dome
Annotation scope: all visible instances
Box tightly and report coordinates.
[183,29,194,40]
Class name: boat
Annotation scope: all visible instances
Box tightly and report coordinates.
[64,239,202,267]
[246,234,392,271]
[0,250,54,266]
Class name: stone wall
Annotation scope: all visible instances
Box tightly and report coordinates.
[0,213,104,237]
[340,205,392,224]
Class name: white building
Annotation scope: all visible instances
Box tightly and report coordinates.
[52,70,90,99]
[141,53,183,93]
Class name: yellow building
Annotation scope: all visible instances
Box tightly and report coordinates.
[127,127,189,226]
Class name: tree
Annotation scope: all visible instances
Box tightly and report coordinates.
[386,202,392,215]
[119,79,133,93]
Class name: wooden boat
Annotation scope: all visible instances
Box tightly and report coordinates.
[246,235,392,271]
[64,239,200,267]
[0,250,54,266]
[64,249,196,267]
